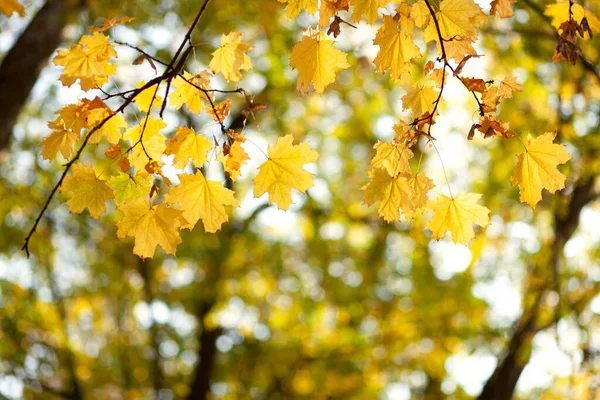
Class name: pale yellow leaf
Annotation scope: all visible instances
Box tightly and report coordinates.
[363,168,415,222]
[510,132,571,208]
[253,134,319,210]
[60,163,114,219]
[427,192,490,244]
[209,31,254,82]
[165,171,238,233]
[116,199,186,259]
[290,34,350,94]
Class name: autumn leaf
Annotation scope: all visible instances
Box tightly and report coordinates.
[498,75,523,98]
[545,0,600,34]
[209,31,254,82]
[89,16,135,32]
[109,173,152,205]
[369,140,414,177]
[277,0,318,18]
[363,169,415,222]
[208,99,232,122]
[510,132,571,208]
[53,34,117,90]
[0,0,24,17]
[40,130,80,160]
[443,36,477,61]
[165,171,238,233]
[117,199,186,258]
[253,134,319,210]
[402,84,439,120]
[426,192,490,244]
[164,127,213,168]
[423,0,485,42]
[123,116,167,171]
[290,32,350,94]
[60,163,114,219]
[481,87,500,114]
[133,82,163,112]
[490,0,516,18]
[404,173,435,221]
[218,141,249,181]
[87,108,127,144]
[79,32,118,60]
[351,0,386,24]
[320,0,350,28]
[373,14,421,81]
[461,77,487,93]
[169,71,212,114]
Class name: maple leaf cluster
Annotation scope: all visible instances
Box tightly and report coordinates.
[278,0,579,243]
[34,19,319,259]
[24,0,595,256]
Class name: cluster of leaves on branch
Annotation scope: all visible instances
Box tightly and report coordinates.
[16,0,599,258]
[22,13,319,259]
[280,0,590,242]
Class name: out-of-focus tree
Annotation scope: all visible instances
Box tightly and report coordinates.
[0,0,599,399]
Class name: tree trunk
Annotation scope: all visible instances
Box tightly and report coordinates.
[478,179,596,400]
[0,0,79,151]
[186,302,221,400]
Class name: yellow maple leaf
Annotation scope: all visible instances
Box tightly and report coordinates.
[411,0,431,29]
[133,82,163,113]
[253,134,319,210]
[48,98,106,133]
[0,0,24,17]
[60,163,114,219]
[481,87,500,114]
[423,0,484,42]
[426,192,490,244]
[290,34,350,94]
[363,168,415,222]
[498,75,523,99]
[278,0,318,18]
[53,37,116,90]
[116,199,186,259]
[87,108,127,144]
[40,130,80,160]
[490,0,516,18]
[164,127,213,169]
[443,36,477,61]
[123,116,167,171]
[218,141,249,181]
[545,0,600,34]
[370,140,414,177]
[351,0,386,24]
[79,32,117,60]
[319,0,350,28]
[209,31,254,82]
[165,171,238,233]
[510,132,571,208]
[109,172,152,205]
[373,14,421,81]
[169,71,212,114]
[89,16,135,32]
[402,84,439,119]
[404,173,435,221]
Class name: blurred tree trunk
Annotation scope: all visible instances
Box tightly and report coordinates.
[0,0,81,151]
[478,179,597,400]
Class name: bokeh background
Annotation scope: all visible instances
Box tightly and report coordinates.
[1,0,600,398]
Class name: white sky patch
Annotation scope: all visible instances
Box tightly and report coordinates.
[445,350,497,396]
[382,383,411,400]
[473,273,523,325]
[429,240,472,280]
[517,331,577,393]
